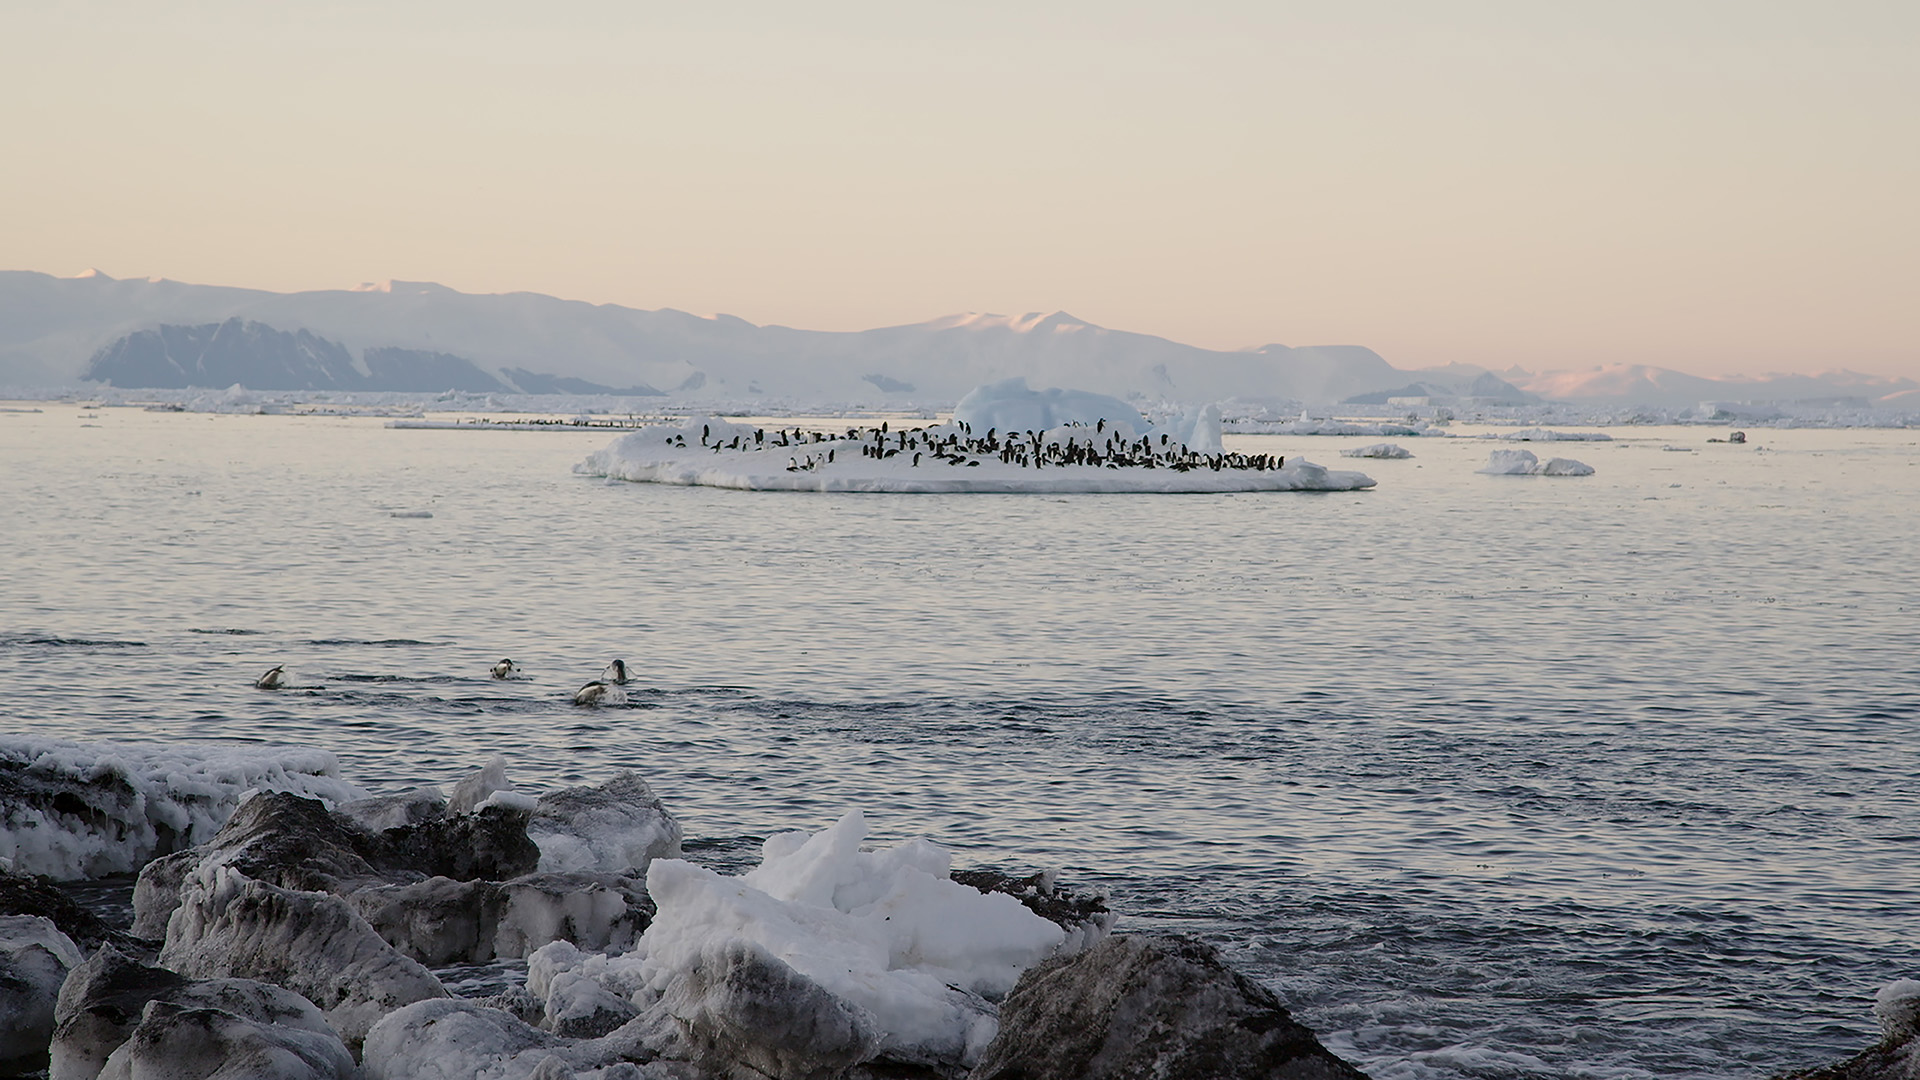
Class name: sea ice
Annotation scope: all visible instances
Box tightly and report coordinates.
[1477,449,1594,476]
[1341,442,1412,459]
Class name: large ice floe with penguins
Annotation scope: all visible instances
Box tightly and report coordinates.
[575,379,1375,494]
[0,735,1398,1080]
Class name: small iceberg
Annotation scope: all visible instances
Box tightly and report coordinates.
[1477,449,1594,476]
[1341,443,1412,459]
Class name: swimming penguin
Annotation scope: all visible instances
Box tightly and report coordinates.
[255,666,286,690]
[490,659,518,679]
[601,659,630,684]
[573,681,611,706]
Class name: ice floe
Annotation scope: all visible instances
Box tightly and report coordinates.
[576,382,1374,494]
[1477,449,1595,476]
[1340,442,1413,459]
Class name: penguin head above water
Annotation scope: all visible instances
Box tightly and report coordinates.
[255,666,286,690]
[602,659,630,685]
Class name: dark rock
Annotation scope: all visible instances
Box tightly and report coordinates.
[0,868,136,951]
[969,933,1370,1080]
[951,869,1113,946]
[380,803,540,883]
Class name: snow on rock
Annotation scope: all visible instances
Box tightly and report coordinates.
[971,933,1370,1080]
[158,864,450,1050]
[1477,449,1595,476]
[0,737,366,881]
[1341,442,1413,459]
[0,915,84,1074]
[528,772,683,876]
[52,945,350,1080]
[94,999,356,1080]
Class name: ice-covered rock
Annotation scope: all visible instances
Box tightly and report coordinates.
[0,738,365,881]
[451,757,520,814]
[1878,980,1920,1043]
[1476,449,1594,476]
[94,999,356,1080]
[529,772,683,876]
[971,933,1371,1080]
[1340,442,1412,459]
[338,785,450,833]
[0,915,85,1074]
[51,946,348,1080]
[361,998,682,1080]
[132,789,539,943]
[159,864,449,1049]
[654,937,884,1079]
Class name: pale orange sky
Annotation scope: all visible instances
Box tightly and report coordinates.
[3,1,1915,379]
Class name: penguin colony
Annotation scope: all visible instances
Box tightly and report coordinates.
[673,420,1284,475]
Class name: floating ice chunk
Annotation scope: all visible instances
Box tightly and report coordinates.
[0,738,366,881]
[0,916,84,1074]
[1341,442,1412,459]
[1477,449,1594,476]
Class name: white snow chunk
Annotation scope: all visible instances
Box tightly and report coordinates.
[0,738,367,881]
[631,811,1065,1070]
[450,757,518,814]
[1477,449,1594,476]
[1341,442,1412,459]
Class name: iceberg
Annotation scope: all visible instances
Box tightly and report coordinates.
[1477,449,1595,476]
[575,382,1374,494]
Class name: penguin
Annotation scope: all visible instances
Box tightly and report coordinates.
[255,666,286,690]
[602,659,630,684]
[490,659,518,679]
[573,681,618,706]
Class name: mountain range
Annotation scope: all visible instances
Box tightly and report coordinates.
[1,270,1911,408]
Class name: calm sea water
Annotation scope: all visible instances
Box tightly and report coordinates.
[4,403,1918,1080]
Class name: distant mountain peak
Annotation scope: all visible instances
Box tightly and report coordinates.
[350,280,460,296]
[68,268,114,280]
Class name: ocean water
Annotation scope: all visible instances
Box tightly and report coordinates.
[4,402,1918,1079]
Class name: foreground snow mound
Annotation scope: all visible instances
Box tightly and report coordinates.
[0,738,366,880]
[1477,449,1594,476]
[1341,442,1412,459]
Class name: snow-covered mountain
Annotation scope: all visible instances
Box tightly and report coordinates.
[2,270,1912,407]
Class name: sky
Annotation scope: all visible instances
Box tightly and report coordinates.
[3,1,1915,379]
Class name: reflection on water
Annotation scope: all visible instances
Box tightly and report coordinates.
[3,404,1918,1079]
